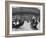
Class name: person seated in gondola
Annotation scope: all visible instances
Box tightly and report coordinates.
[31,16,38,30]
[12,19,24,29]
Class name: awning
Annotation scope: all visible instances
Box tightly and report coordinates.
[12,7,40,16]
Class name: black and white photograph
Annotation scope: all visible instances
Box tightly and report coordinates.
[8,2,44,35]
[12,7,40,31]
[5,1,45,37]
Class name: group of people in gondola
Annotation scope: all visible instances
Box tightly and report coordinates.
[12,16,40,30]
